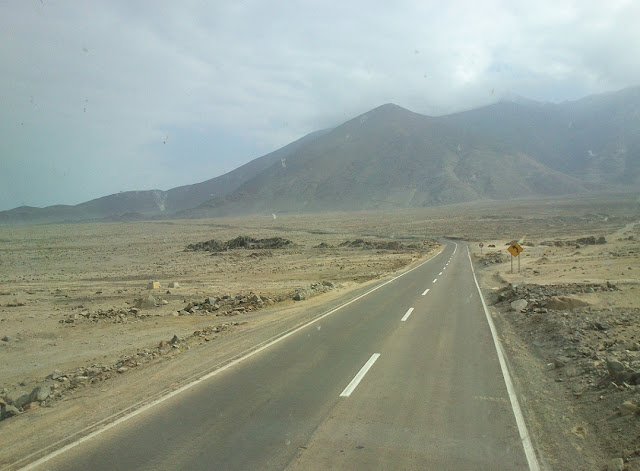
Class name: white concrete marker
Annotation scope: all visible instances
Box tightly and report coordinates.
[421,288,430,296]
[340,353,381,397]
[401,307,414,321]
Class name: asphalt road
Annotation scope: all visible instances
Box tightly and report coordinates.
[28,242,535,471]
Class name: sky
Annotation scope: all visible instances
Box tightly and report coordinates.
[1,0,639,211]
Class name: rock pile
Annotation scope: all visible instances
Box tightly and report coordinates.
[491,282,617,313]
[0,321,243,422]
[338,239,420,250]
[61,305,152,324]
[1,385,52,421]
[177,292,271,316]
[185,235,295,252]
[477,252,508,266]
[291,281,335,301]
[540,235,607,247]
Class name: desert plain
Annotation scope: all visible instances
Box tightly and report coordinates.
[1,192,640,470]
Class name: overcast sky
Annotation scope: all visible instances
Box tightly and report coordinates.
[1,0,639,211]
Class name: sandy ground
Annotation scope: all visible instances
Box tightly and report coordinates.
[1,192,640,470]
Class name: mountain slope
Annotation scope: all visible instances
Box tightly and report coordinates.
[439,86,640,185]
[0,129,330,225]
[185,104,586,217]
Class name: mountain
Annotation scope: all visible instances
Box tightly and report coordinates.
[2,86,639,224]
[182,103,588,217]
[439,86,640,185]
[0,128,330,225]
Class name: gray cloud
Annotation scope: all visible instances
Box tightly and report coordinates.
[1,0,639,210]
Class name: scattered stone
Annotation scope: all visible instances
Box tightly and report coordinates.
[1,335,9,342]
[159,340,168,348]
[293,292,306,301]
[168,282,180,288]
[321,280,335,289]
[169,335,179,344]
[117,367,128,373]
[594,321,610,331]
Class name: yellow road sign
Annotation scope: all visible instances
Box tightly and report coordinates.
[508,242,523,257]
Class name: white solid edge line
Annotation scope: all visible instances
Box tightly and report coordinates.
[401,307,414,322]
[421,288,430,296]
[340,353,381,397]
[17,247,445,471]
[466,245,541,471]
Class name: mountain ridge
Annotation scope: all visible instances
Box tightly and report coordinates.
[2,86,639,225]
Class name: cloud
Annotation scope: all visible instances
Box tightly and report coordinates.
[1,0,639,210]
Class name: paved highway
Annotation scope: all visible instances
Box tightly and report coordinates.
[25,242,538,470]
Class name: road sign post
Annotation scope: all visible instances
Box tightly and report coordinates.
[479,242,484,255]
[507,241,524,274]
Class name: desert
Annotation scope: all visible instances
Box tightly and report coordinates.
[0,193,638,469]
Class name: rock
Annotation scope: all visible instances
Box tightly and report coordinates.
[620,401,638,416]
[321,281,335,289]
[116,367,128,373]
[161,299,168,305]
[169,335,179,344]
[510,299,528,312]
[1,404,20,420]
[29,386,51,403]
[168,282,180,288]
[1,335,9,342]
[293,292,306,301]
[159,340,168,348]
[594,322,610,331]
[135,295,157,309]
[249,294,263,304]
[11,392,32,409]
[607,359,626,381]
[606,457,624,471]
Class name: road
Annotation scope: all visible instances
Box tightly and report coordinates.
[25,242,537,470]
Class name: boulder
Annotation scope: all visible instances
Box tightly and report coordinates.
[29,386,51,403]
[293,292,306,301]
[619,401,638,416]
[606,458,624,471]
[510,299,528,312]
[135,295,157,309]
[1,404,20,420]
